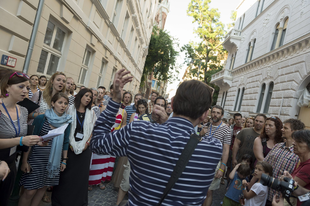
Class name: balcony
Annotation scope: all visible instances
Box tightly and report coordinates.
[222,29,242,52]
[210,68,233,87]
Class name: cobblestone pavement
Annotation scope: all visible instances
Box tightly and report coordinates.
[39,180,226,206]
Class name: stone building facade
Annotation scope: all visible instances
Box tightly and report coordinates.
[0,0,159,94]
[211,0,310,128]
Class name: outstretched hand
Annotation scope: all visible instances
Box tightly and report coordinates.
[113,69,133,103]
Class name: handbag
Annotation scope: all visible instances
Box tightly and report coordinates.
[157,133,201,205]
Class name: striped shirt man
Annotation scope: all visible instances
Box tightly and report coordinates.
[91,100,223,205]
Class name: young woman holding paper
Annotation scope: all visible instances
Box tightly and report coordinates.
[52,88,97,206]
[0,71,41,206]
[19,92,72,206]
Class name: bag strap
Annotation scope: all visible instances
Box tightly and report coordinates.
[37,91,42,105]
[157,133,201,205]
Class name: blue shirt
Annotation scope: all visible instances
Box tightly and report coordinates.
[91,100,223,205]
[125,104,136,124]
[225,173,247,203]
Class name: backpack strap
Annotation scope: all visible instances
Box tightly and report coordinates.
[157,133,201,205]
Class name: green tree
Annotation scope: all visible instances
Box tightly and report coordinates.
[227,10,237,30]
[140,26,179,88]
[181,0,227,104]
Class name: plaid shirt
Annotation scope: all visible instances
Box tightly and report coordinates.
[264,142,299,201]
[148,101,154,113]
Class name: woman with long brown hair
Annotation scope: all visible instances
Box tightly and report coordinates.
[0,71,41,206]
[253,116,283,162]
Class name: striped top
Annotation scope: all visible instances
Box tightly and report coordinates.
[124,104,136,124]
[91,100,223,205]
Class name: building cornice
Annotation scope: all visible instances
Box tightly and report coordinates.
[232,33,310,76]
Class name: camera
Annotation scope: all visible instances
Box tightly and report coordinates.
[260,173,295,205]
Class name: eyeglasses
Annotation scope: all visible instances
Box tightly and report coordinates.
[9,72,29,79]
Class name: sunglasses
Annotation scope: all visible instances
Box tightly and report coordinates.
[9,72,30,79]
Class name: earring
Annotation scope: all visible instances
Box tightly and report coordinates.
[5,93,9,97]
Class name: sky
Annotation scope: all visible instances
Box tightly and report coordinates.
[164,0,240,98]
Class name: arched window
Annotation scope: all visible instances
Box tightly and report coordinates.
[263,82,274,113]
[279,17,289,47]
[250,39,256,61]
[271,23,279,51]
[237,87,245,111]
[223,91,228,109]
[256,83,266,113]
[221,91,226,107]
[245,42,251,63]
[234,88,240,111]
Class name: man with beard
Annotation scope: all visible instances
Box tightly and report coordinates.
[200,105,231,206]
[65,77,75,105]
[96,86,106,107]
[166,102,172,116]
[121,92,132,109]
[232,114,267,168]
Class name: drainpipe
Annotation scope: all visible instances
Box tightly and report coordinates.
[23,0,45,74]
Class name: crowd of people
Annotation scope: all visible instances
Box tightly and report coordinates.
[0,68,310,206]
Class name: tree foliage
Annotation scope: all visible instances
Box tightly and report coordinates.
[181,0,227,105]
[140,26,179,88]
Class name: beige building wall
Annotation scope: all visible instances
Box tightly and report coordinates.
[1,0,158,94]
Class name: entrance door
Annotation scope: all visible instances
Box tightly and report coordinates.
[298,106,310,129]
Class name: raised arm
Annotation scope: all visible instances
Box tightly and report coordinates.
[253,137,264,162]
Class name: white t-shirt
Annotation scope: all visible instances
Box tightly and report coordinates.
[244,183,268,206]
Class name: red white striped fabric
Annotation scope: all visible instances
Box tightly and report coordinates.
[88,109,123,185]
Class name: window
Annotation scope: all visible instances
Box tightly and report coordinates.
[121,12,130,39]
[112,0,123,25]
[127,27,134,49]
[109,68,117,88]
[255,0,261,17]
[240,14,245,30]
[245,42,251,63]
[263,82,274,113]
[260,0,265,13]
[256,83,266,113]
[279,18,289,47]
[221,91,226,106]
[97,60,107,88]
[237,87,245,111]
[152,80,156,88]
[223,91,228,109]
[271,23,279,51]
[37,21,66,75]
[79,48,92,85]
[234,88,240,111]
[250,39,256,61]
[238,17,242,30]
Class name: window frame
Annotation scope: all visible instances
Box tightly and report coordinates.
[256,83,266,113]
[37,20,67,75]
[78,47,93,85]
[97,59,108,88]
[263,82,274,114]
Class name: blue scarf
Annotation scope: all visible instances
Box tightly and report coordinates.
[45,108,72,178]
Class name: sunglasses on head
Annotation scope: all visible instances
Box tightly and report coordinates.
[9,72,30,79]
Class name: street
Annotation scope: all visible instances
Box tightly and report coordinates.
[39,179,227,206]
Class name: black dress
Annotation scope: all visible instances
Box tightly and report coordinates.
[51,111,92,206]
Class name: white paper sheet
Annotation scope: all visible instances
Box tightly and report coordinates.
[41,123,69,141]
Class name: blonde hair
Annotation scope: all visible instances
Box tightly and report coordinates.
[43,72,66,107]
[243,117,254,128]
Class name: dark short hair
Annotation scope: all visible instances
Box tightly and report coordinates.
[134,93,142,99]
[241,154,253,168]
[222,118,227,123]
[260,116,283,144]
[237,163,251,177]
[74,88,93,110]
[283,119,305,131]
[1,71,29,96]
[154,96,166,109]
[136,99,148,114]
[39,75,47,86]
[173,80,213,120]
[211,105,224,115]
[234,113,242,119]
[255,113,267,121]
[292,130,310,150]
[98,86,106,90]
[51,92,69,104]
[110,84,113,90]
[122,91,132,103]
[151,91,159,96]
[256,161,273,176]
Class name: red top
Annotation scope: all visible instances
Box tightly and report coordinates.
[291,158,310,206]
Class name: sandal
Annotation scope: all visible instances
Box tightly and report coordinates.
[42,193,51,203]
[88,186,93,191]
[99,183,106,190]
